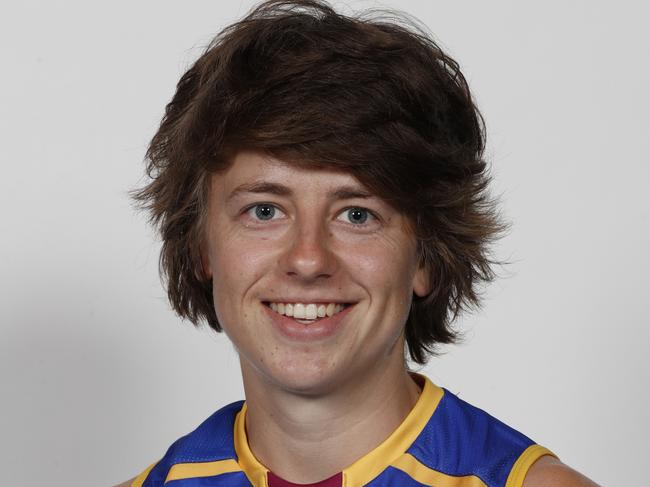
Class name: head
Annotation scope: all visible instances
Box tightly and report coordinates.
[134,0,502,365]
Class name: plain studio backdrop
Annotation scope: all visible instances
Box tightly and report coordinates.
[1,1,648,485]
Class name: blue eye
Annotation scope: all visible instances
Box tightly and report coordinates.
[344,207,371,225]
[250,204,277,221]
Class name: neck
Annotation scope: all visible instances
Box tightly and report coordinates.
[241,359,421,484]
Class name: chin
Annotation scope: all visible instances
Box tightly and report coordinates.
[258,356,346,397]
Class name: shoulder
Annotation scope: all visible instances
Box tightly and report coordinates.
[408,386,545,486]
[419,387,538,459]
[523,455,599,486]
[433,390,599,486]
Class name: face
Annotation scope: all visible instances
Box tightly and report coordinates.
[202,151,429,396]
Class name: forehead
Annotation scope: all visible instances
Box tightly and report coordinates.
[211,151,373,199]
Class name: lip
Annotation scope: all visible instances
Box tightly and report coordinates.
[262,302,355,342]
[263,299,352,305]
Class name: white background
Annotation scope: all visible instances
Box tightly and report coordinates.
[1,1,648,485]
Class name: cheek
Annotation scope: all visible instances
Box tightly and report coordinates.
[340,236,417,325]
[208,236,276,325]
[209,232,276,283]
[343,238,417,291]
[206,212,274,273]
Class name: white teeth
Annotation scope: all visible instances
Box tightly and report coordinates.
[267,301,348,320]
[293,303,306,319]
[305,304,317,319]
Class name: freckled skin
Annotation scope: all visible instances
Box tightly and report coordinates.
[202,151,430,397]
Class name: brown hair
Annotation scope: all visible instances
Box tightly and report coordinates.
[134,0,504,364]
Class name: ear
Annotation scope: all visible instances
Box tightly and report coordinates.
[412,261,431,298]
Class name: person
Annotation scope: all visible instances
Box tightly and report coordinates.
[118,1,597,485]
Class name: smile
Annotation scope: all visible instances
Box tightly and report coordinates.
[262,300,355,340]
[264,302,350,323]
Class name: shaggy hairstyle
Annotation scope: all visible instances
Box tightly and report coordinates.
[134,0,503,364]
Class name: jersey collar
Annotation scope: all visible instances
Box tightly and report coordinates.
[233,374,444,487]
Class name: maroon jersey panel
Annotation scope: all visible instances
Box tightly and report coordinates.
[267,471,343,487]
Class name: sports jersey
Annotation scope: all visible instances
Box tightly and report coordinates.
[132,375,554,486]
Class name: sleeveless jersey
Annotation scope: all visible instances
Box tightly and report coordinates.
[131,376,554,486]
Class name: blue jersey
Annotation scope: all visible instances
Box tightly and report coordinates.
[132,376,554,486]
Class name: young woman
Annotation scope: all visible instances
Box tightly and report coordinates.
[119,1,597,485]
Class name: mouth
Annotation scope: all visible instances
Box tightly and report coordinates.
[262,301,353,325]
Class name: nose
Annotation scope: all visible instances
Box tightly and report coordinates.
[279,215,336,282]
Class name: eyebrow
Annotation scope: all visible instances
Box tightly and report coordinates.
[226,181,374,203]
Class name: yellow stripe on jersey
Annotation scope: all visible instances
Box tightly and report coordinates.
[234,404,270,487]
[505,444,557,487]
[391,453,487,486]
[342,376,444,487]
[131,461,157,487]
[165,458,242,483]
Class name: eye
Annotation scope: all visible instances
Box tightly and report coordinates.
[245,203,284,221]
[338,207,375,225]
